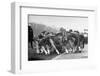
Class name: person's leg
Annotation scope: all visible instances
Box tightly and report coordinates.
[46,45,50,54]
[36,41,40,53]
[65,48,69,53]
[31,41,33,49]
[49,39,60,54]
[42,46,48,55]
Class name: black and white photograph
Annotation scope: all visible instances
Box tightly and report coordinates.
[28,15,88,61]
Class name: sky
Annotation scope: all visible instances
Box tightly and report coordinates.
[29,15,88,32]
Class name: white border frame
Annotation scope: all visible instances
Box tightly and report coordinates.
[11,2,97,74]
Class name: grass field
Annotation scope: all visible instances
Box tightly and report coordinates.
[28,44,88,61]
